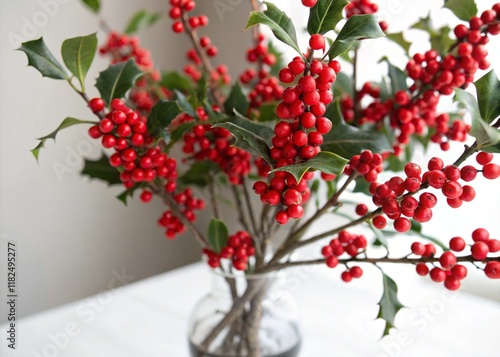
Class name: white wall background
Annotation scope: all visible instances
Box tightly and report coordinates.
[0,0,499,325]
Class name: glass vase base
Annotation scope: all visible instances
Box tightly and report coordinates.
[188,340,301,357]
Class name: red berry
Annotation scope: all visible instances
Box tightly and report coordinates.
[472,228,489,242]
[416,263,429,276]
[88,125,102,139]
[430,267,447,282]
[484,261,500,279]
[309,34,325,50]
[350,266,363,278]
[482,163,500,179]
[487,239,500,253]
[439,251,457,269]
[140,191,153,203]
[372,215,387,229]
[419,192,437,208]
[394,217,411,232]
[451,265,468,280]
[275,210,289,224]
[404,163,421,178]
[355,203,368,216]
[476,151,493,166]
[423,243,436,257]
[301,0,317,7]
[341,271,353,283]
[444,276,461,290]
[411,242,425,255]
[89,98,105,113]
[460,165,477,181]
[428,157,444,171]
[99,118,114,133]
[471,241,489,260]
[449,237,466,252]
[326,255,338,268]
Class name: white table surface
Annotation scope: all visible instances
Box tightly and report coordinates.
[1,262,499,357]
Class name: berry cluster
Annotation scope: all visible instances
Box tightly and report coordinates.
[203,231,256,271]
[412,228,500,290]
[321,230,367,282]
[341,83,389,124]
[344,149,384,183]
[99,32,165,114]
[251,53,339,223]
[238,33,283,112]
[339,4,500,153]
[253,171,313,224]
[159,188,205,238]
[168,0,225,84]
[366,153,500,233]
[87,98,205,239]
[179,111,252,184]
[99,32,154,70]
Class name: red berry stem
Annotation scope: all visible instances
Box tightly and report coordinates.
[258,254,500,274]
[150,182,208,247]
[269,138,483,265]
[179,9,224,109]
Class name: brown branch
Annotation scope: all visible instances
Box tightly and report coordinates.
[259,255,500,274]
[268,173,359,265]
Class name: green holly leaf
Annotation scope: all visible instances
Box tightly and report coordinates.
[173,90,196,117]
[147,100,182,138]
[81,155,121,186]
[95,59,143,105]
[411,14,432,32]
[31,117,97,160]
[231,111,274,146]
[81,0,100,13]
[353,176,371,195]
[61,33,98,91]
[444,0,477,21]
[377,272,405,337]
[18,37,68,80]
[246,2,302,56]
[454,88,500,150]
[125,10,162,34]
[208,219,229,254]
[270,151,348,182]
[307,0,348,35]
[117,186,140,205]
[327,15,385,60]
[179,161,220,187]
[430,26,454,56]
[224,82,249,116]
[380,57,408,95]
[322,101,392,158]
[254,102,279,122]
[169,122,197,147]
[474,70,500,124]
[212,119,272,165]
[333,71,354,98]
[160,71,194,93]
[385,32,411,55]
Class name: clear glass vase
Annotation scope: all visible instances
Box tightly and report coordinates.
[187,269,301,357]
